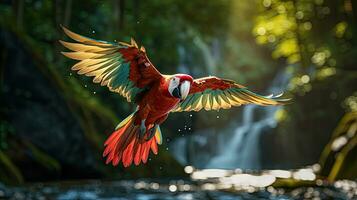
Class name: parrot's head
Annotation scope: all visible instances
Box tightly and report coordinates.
[168,74,193,100]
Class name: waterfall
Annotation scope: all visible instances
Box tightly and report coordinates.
[170,70,290,170]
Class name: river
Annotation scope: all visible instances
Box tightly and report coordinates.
[1,168,356,200]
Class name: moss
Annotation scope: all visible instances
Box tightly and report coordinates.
[0,150,24,184]
[23,141,61,172]
[0,19,185,181]
[272,178,316,188]
[318,112,357,181]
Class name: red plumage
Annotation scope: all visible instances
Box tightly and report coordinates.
[60,26,290,168]
[103,115,159,167]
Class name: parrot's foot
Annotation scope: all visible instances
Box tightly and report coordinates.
[139,120,146,139]
[146,124,158,141]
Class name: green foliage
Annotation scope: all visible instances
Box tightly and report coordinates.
[253,0,356,94]
[344,92,357,112]
[254,0,300,63]
[319,112,357,181]
[0,151,24,184]
[0,121,14,151]
[255,2,357,178]
[24,141,61,172]
[0,0,245,183]
[0,0,356,184]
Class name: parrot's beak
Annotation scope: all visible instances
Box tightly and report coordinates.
[179,80,190,100]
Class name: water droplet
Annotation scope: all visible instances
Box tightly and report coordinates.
[92,30,95,34]
[93,92,96,94]
[216,116,220,119]
[69,73,72,76]
[188,127,191,130]
[178,129,181,132]
[189,114,192,117]
[169,185,177,192]
[166,147,169,150]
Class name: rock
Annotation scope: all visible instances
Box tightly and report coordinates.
[0,182,10,198]
[0,29,97,180]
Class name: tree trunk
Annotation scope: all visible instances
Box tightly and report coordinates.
[0,47,7,92]
[119,0,125,29]
[12,0,24,28]
[292,0,309,70]
[54,0,63,26]
[112,0,125,32]
[63,0,72,27]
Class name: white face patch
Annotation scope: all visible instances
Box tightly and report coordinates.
[168,77,180,96]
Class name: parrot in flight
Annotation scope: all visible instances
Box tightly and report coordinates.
[60,26,290,167]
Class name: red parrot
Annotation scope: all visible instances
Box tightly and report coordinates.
[60,26,290,167]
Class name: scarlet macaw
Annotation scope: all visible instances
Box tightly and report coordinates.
[60,26,290,167]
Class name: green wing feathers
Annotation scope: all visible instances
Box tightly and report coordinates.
[60,26,145,102]
[172,77,291,112]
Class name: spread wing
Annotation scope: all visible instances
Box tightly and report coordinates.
[172,76,290,112]
[60,26,162,102]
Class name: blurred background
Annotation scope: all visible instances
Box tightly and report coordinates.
[0,0,356,199]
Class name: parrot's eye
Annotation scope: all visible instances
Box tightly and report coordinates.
[170,77,180,86]
[168,77,181,98]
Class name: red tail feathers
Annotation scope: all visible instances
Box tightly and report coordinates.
[103,113,159,167]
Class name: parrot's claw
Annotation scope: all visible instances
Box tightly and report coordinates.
[146,124,158,141]
[139,120,146,139]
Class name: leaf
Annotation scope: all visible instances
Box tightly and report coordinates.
[24,141,61,172]
[0,150,24,184]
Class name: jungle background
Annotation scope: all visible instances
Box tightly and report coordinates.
[0,0,356,194]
